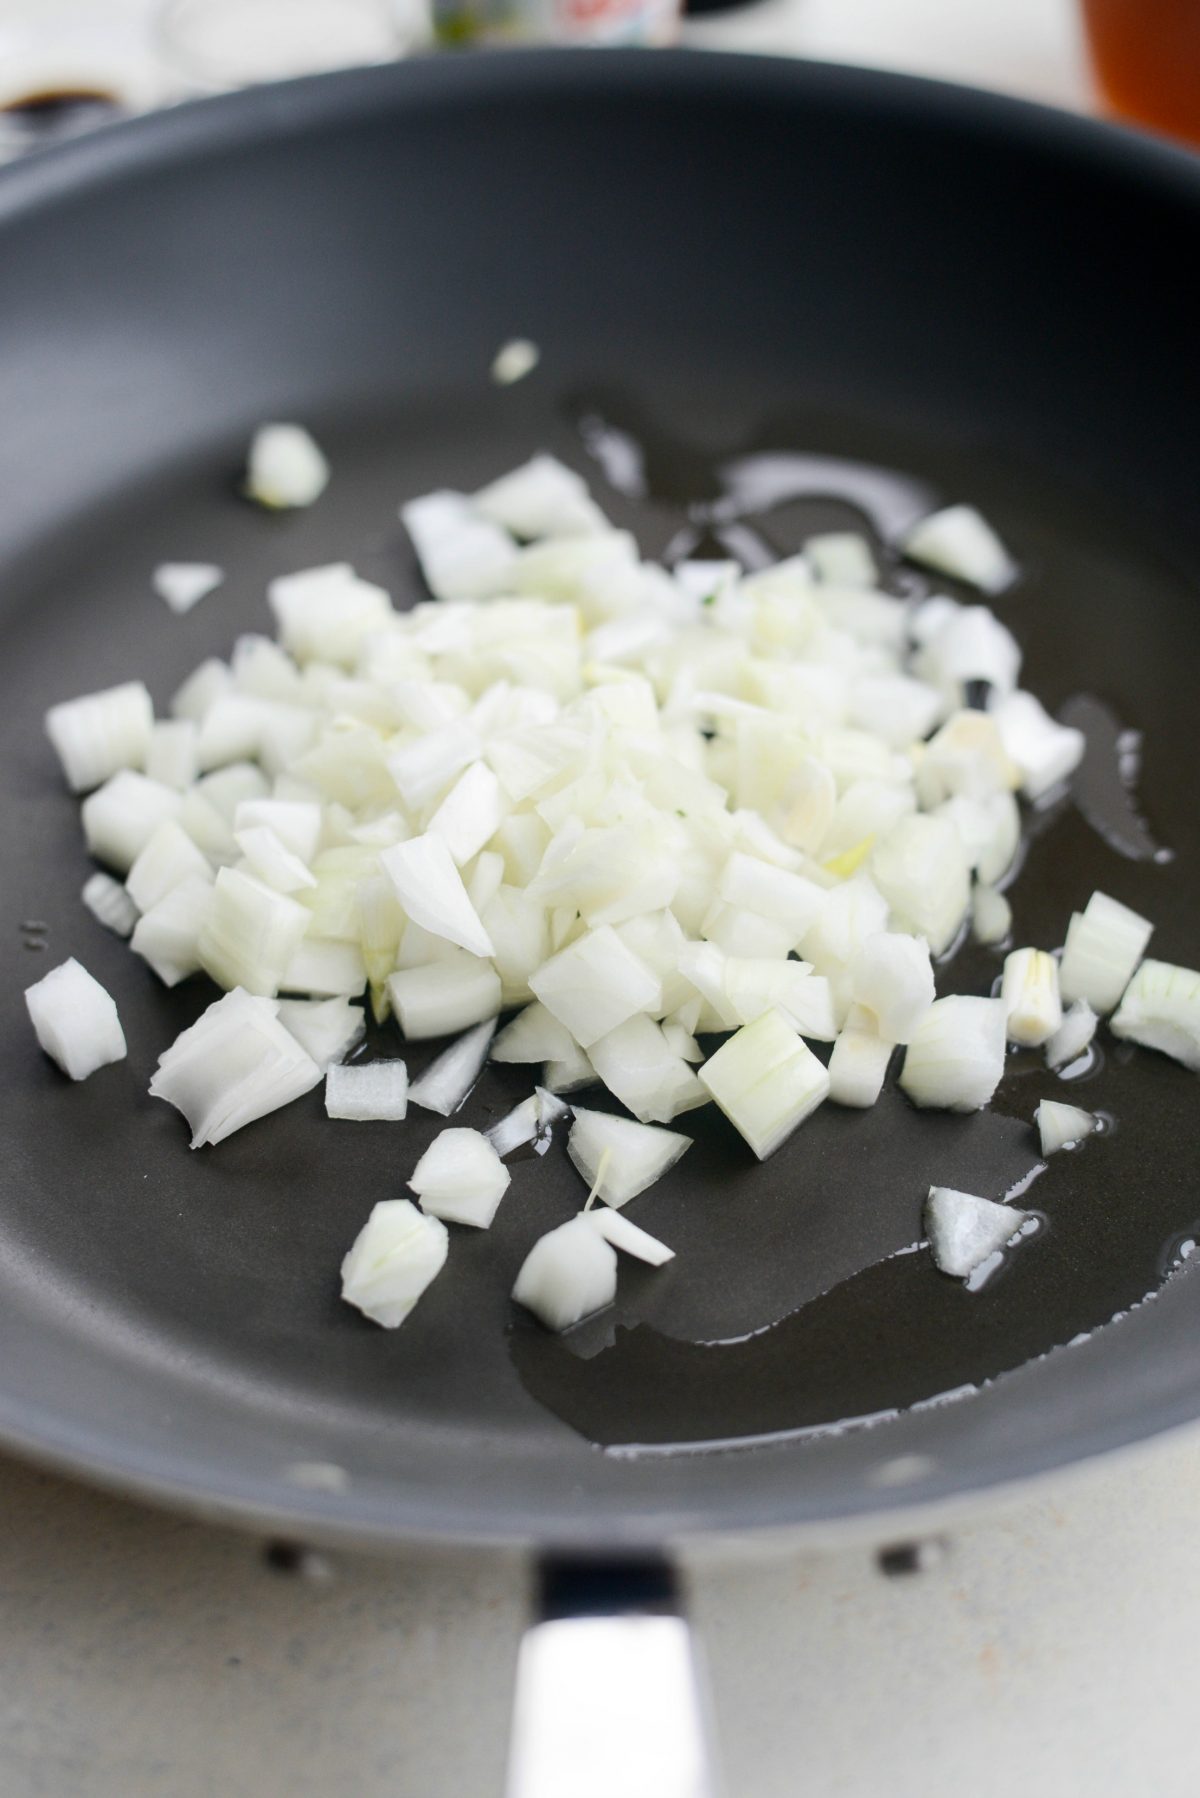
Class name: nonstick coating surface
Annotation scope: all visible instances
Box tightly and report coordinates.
[2,52,1200,1549]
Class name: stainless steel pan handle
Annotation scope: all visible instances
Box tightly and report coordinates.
[505,1557,720,1798]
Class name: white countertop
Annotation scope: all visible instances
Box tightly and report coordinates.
[4,6,1195,1796]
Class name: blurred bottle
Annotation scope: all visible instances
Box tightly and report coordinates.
[1081,0,1200,148]
[431,0,680,46]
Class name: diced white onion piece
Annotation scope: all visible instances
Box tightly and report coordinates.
[1000,946,1063,1048]
[25,958,126,1080]
[277,996,365,1067]
[82,871,139,938]
[676,940,742,1031]
[380,833,495,960]
[130,874,211,986]
[702,902,797,962]
[126,819,213,914]
[409,1126,511,1228]
[828,1024,893,1107]
[585,1207,675,1267]
[915,710,1019,806]
[1111,959,1200,1071]
[699,1007,830,1160]
[990,690,1085,801]
[81,771,184,874]
[486,1094,542,1157]
[848,674,943,751]
[529,925,661,1049]
[386,951,501,1040]
[144,719,199,791]
[899,996,1007,1111]
[924,606,1022,697]
[536,1086,570,1127]
[717,852,825,942]
[851,932,934,1043]
[45,680,154,794]
[170,657,231,724]
[805,531,877,587]
[387,720,480,813]
[1045,1000,1098,1070]
[246,423,329,509]
[972,884,1012,946]
[722,959,837,1041]
[926,1186,1026,1278]
[512,1216,618,1332]
[1059,890,1153,1015]
[567,1108,691,1208]
[872,814,970,956]
[587,1013,709,1125]
[543,1042,597,1094]
[280,937,366,998]
[476,454,606,539]
[427,760,508,866]
[937,791,1020,886]
[197,866,311,996]
[232,798,322,863]
[1036,1099,1097,1156]
[492,1000,579,1066]
[492,338,540,385]
[234,825,316,893]
[902,504,1015,594]
[341,1199,448,1329]
[408,1019,497,1116]
[148,987,321,1147]
[662,1020,703,1062]
[267,564,392,666]
[153,561,223,614]
[325,1059,408,1122]
[401,490,516,602]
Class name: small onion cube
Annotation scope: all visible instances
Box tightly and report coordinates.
[340,1199,448,1329]
[899,996,1007,1112]
[528,925,661,1050]
[476,454,607,540]
[82,771,183,874]
[1111,959,1200,1071]
[1059,890,1153,1015]
[972,884,1012,946]
[492,1000,580,1066]
[125,819,213,914]
[1045,1000,1098,1071]
[1036,1099,1097,1156]
[586,1207,675,1267]
[277,996,365,1067]
[485,1094,541,1157]
[380,833,495,960]
[25,958,127,1081]
[990,690,1085,802]
[851,932,934,1044]
[491,338,540,385]
[325,1059,408,1122]
[1000,947,1063,1048]
[926,1185,1026,1278]
[901,504,1015,595]
[153,561,223,615]
[698,1008,830,1161]
[409,1126,510,1228]
[81,871,139,938]
[197,866,311,997]
[567,1108,691,1208]
[148,987,321,1147]
[130,873,212,986]
[387,952,501,1041]
[827,1024,893,1108]
[246,423,329,510]
[408,1019,497,1116]
[45,680,154,794]
[512,1216,618,1331]
[586,1013,709,1125]
[805,530,877,588]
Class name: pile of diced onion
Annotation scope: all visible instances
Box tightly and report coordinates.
[25,430,1200,1334]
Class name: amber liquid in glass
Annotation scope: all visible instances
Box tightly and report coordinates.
[1082,0,1200,148]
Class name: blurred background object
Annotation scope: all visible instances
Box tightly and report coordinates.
[1080,0,1200,148]
[156,0,406,93]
